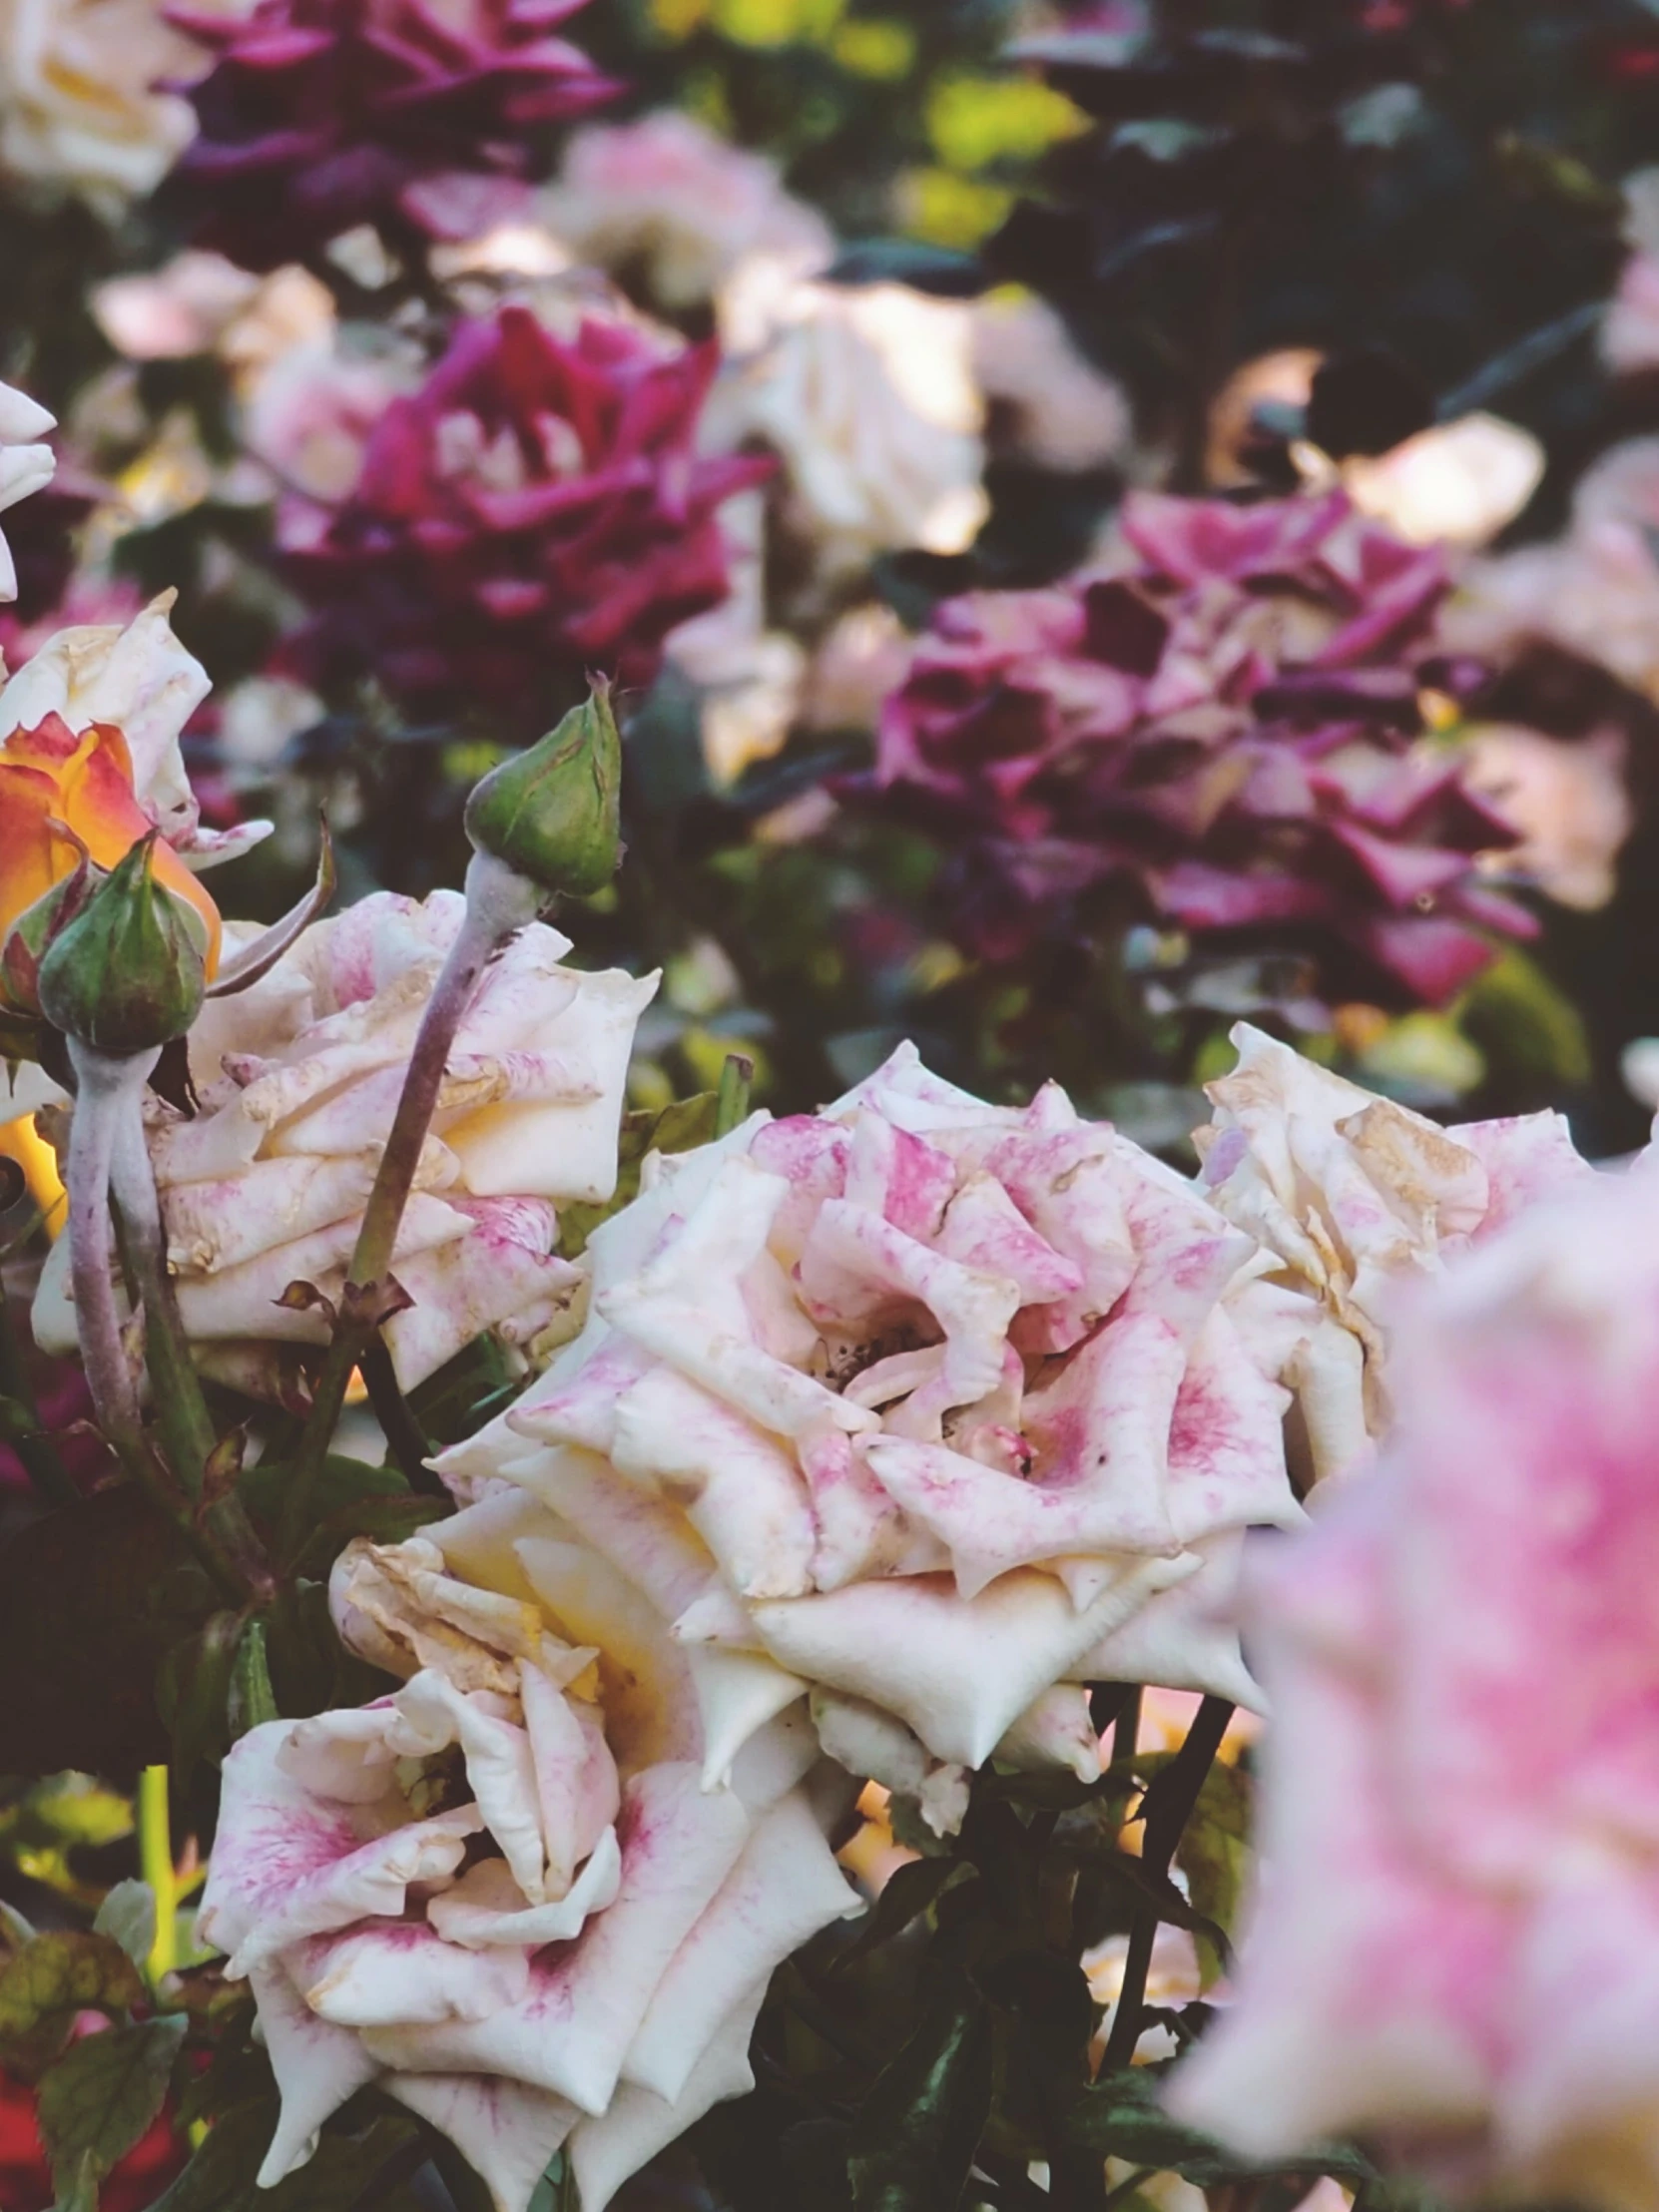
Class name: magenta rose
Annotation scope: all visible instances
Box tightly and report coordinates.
[277,304,771,727]
[166,0,621,273]
[857,489,1533,1007]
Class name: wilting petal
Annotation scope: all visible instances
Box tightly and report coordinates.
[248,1958,380,2186]
[386,2073,578,2212]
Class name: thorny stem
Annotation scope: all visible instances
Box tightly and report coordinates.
[279,852,540,1561]
[1100,1695,1235,2073]
[64,1041,244,1606]
[108,1103,278,1602]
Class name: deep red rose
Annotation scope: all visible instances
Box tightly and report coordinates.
[166,0,621,273]
[854,490,1535,1008]
[278,303,771,727]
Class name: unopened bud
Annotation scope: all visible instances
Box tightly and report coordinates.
[463,680,623,900]
[1,837,98,1021]
[37,832,208,1054]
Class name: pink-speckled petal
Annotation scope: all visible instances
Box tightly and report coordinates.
[1065,1533,1265,1710]
[288,1917,533,2026]
[620,1786,859,2101]
[360,1764,752,2111]
[200,1719,482,1976]
[386,2072,578,2212]
[611,1364,817,1599]
[426,1829,622,1948]
[567,1979,766,2212]
[248,1957,380,2185]
[751,1559,1198,1768]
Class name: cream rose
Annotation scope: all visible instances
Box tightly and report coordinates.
[33,889,657,1394]
[1194,1022,1593,1477]
[0,376,55,601]
[200,1488,860,2212]
[440,1044,1316,1832]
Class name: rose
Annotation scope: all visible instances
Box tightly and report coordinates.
[547,110,832,313]
[1169,1156,1659,2209]
[714,267,988,575]
[31,888,656,1396]
[277,304,770,728]
[854,489,1533,1006]
[200,1486,861,2212]
[440,1043,1317,1833]
[0,377,55,602]
[0,0,236,211]
[1194,1020,1592,1478]
[167,0,619,274]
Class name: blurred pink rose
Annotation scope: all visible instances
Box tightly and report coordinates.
[1171,1155,1659,2210]
[167,0,620,272]
[548,111,831,312]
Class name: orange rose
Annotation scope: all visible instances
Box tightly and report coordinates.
[0,711,220,976]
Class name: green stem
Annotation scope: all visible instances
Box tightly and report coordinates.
[64,1042,245,1606]
[1100,1696,1234,2073]
[278,853,539,1562]
[107,1106,277,1602]
[0,1290,76,1507]
[138,1765,178,1985]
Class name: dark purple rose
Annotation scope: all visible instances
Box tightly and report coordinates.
[858,490,1534,1007]
[166,0,621,273]
[279,303,770,725]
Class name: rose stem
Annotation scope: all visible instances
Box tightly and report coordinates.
[137,1764,179,1984]
[278,852,537,1561]
[64,1041,244,1605]
[108,1098,277,1601]
[1099,1694,1234,2073]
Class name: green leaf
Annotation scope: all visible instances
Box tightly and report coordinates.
[0,1931,147,2077]
[291,1494,448,1580]
[848,1985,993,2212]
[1061,2069,1377,2187]
[229,1619,279,1738]
[93,1882,158,1972]
[153,2103,428,2212]
[156,1610,243,1781]
[38,2017,186,2200]
[834,1856,966,1972]
[236,1451,406,1531]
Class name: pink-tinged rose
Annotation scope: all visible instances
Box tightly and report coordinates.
[547,111,832,313]
[440,1043,1322,1830]
[0,377,55,602]
[201,1487,860,2212]
[0,589,272,867]
[714,267,987,574]
[1462,721,1632,913]
[166,0,621,274]
[277,303,770,727]
[31,888,656,1394]
[1194,1021,1593,1478]
[1170,1158,1659,2208]
[0,0,242,212]
[852,490,1532,1006]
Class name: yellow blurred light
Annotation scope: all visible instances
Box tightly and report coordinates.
[650,0,709,33]
[923,71,1086,173]
[832,18,915,78]
[1,1113,65,1232]
[712,0,843,47]
[897,166,1013,250]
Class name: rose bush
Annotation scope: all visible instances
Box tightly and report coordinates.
[442,1043,1318,1828]
[1170,1153,1659,2211]
[31,886,656,1393]
[202,1488,860,2212]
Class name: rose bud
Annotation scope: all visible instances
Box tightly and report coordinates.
[37,831,208,1055]
[464,682,623,903]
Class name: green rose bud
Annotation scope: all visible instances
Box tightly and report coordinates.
[37,831,208,1055]
[463,680,623,900]
[1,842,100,1021]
